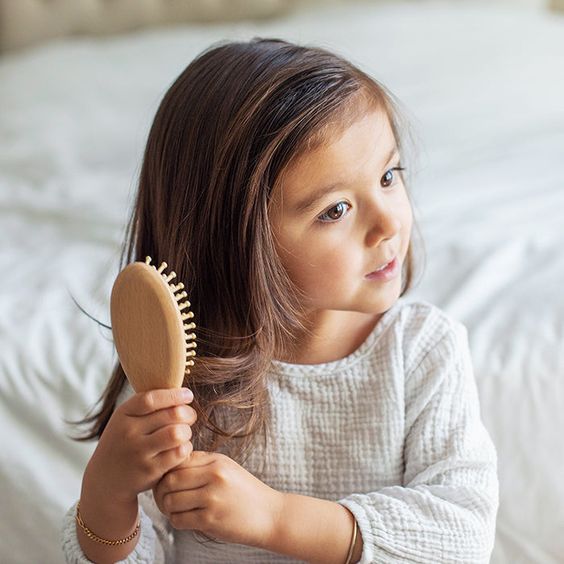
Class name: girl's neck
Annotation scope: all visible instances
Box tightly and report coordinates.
[277,310,383,365]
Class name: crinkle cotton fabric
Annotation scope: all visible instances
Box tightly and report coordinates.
[61,297,499,563]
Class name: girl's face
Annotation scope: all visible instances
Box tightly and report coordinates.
[269,108,413,321]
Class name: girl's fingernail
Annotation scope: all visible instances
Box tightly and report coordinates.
[181,388,193,401]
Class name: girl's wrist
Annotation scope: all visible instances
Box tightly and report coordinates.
[77,477,140,563]
[79,467,139,543]
[83,455,138,506]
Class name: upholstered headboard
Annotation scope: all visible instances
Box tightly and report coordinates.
[0,0,305,54]
[0,0,561,54]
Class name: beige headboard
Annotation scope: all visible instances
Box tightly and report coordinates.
[0,0,305,54]
[0,0,562,55]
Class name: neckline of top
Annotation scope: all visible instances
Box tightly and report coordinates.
[269,297,408,377]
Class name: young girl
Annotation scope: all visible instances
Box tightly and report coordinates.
[61,37,499,563]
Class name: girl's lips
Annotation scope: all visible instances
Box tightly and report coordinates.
[365,257,399,281]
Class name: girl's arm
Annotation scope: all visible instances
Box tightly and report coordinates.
[61,459,173,564]
[264,493,364,564]
[61,494,166,564]
[61,383,178,563]
[260,320,497,564]
[75,462,141,562]
[334,321,498,563]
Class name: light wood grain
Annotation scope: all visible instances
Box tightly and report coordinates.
[110,258,196,392]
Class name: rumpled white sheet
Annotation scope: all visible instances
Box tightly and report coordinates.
[1,1,563,563]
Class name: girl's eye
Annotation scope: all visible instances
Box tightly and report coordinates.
[318,201,350,223]
[316,165,406,225]
[381,166,405,188]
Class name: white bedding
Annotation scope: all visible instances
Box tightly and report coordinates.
[1,1,563,562]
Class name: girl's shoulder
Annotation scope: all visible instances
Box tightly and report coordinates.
[393,297,469,375]
[394,297,466,337]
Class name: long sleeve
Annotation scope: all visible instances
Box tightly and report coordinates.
[337,320,499,564]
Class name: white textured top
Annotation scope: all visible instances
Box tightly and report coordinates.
[61,297,499,563]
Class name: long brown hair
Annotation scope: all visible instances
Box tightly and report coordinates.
[71,37,424,469]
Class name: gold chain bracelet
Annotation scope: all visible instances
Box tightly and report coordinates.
[76,501,140,546]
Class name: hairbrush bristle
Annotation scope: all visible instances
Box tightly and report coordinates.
[145,256,197,374]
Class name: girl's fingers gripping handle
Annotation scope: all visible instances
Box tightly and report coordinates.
[142,404,197,436]
[124,388,194,416]
[146,423,193,457]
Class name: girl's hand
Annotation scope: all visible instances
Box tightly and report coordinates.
[85,388,197,504]
[152,450,285,549]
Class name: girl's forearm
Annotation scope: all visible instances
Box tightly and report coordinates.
[77,464,140,563]
[263,492,363,564]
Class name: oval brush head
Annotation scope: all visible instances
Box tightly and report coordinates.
[110,256,197,392]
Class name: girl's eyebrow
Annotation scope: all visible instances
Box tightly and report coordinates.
[293,145,399,214]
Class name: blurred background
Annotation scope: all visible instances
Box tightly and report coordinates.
[1,0,563,563]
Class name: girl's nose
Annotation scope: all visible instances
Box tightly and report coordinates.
[365,199,401,247]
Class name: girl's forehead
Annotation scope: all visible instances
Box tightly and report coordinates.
[299,103,390,161]
[280,109,394,187]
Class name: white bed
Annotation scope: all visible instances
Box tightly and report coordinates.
[1,1,563,562]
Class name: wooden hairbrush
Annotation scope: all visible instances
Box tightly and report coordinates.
[110,256,197,392]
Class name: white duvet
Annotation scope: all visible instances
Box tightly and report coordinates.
[0,1,563,562]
